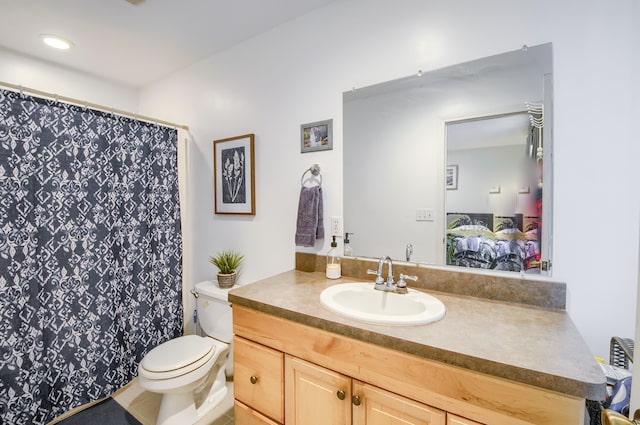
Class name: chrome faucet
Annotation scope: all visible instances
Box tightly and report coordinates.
[395,273,418,294]
[367,255,395,291]
[367,256,419,294]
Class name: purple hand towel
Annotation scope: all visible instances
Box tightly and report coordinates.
[295,186,324,247]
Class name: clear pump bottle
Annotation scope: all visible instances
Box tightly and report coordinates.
[344,232,353,257]
[326,236,341,279]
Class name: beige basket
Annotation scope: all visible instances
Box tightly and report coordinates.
[217,272,237,288]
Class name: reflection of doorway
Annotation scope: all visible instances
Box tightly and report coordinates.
[444,112,542,273]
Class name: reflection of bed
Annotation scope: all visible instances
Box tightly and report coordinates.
[446,213,540,272]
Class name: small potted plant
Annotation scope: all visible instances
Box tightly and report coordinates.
[209,249,244,288]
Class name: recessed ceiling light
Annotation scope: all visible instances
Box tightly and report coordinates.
[40,34,74,50]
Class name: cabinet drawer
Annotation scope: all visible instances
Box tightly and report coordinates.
[447,413,484,425]
[234,336,284,423]
[235,400,281,425]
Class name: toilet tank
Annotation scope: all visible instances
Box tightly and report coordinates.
[194,281,233,343]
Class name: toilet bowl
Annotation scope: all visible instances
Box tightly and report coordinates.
[137,281,233,425]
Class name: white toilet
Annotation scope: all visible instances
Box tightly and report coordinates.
[137,281,233,425]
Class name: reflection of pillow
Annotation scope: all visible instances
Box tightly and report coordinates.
[524,219,540,232]
[447,215,471,229]
[447,224,495,239]
[524,240,539,258]
[457,224,491,232]
[495,238,525,256]
[495,228,526,240]
[525,229,538,240]
[494,218,516,232]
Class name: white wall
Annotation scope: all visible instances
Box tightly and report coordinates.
[448,145,538,218]
[138,0,639,358]
[0,47,138,111]
[2,0,637,359]
[632,1,640,416]
[632,214,640,414]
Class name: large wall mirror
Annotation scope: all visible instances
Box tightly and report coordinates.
[343,43,553,275]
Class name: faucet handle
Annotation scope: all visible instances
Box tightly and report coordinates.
[367,269,385,284]
[397,273,418,288]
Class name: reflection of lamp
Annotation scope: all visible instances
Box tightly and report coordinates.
[526,102,544,160]
[527,102,544,188]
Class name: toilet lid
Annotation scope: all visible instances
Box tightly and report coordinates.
[141,335,214,373]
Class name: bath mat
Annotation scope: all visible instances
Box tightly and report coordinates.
[57,397,142,425]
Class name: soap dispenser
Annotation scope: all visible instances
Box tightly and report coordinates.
[344,232,353,257]
[326,236,341,279]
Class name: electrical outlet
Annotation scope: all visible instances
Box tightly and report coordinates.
[331,216,342,237]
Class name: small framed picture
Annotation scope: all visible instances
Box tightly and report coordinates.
[213,134,255,215]
[446,165,458,190]
[301,119,333,153]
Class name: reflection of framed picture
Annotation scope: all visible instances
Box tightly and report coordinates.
[446,165,458,190]
[213,134,255,215]
[301,119,332,153]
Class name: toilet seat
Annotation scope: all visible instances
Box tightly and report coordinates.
[139,335,221,380]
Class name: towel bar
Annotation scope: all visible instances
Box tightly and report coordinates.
[301,164,322,186]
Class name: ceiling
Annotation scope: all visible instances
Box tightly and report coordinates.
[0,0,339,88]
[447,113,531,151]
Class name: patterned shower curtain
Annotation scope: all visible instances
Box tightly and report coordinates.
[0,89,183,424]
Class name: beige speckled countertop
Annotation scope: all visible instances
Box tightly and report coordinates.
[229,270,606,400]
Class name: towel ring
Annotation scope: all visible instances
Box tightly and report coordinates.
[301,164,322,187]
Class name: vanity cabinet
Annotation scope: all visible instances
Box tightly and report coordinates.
[233,333,482,425]
[233,304,585,425]
[285,355,447,425]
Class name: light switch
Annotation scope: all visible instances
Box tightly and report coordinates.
[416,209,434,222]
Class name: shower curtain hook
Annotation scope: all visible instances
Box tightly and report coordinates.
[18,85,23,96]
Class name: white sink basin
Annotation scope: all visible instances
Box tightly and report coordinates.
[320,282,446,326]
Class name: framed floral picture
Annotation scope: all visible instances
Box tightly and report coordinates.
[213,134,255,215]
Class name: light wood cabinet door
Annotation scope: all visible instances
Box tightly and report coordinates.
[234,336,284,423]
[234,400,281,425]
[285,355,351,425]
[352,380,446,425]
[447,414,484,425]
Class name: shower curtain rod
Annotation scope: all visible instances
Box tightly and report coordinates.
[0,80,189,131]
